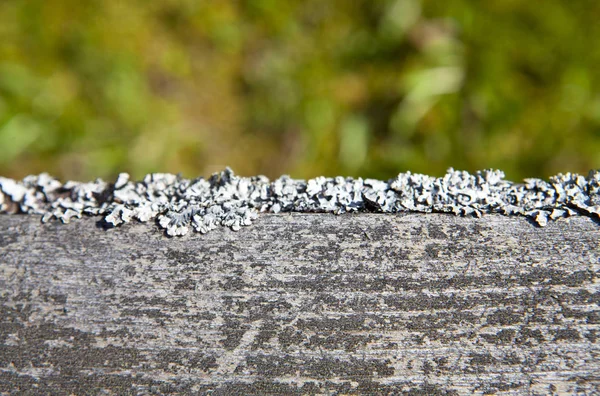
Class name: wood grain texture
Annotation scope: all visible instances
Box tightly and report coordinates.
[1,213,599,395]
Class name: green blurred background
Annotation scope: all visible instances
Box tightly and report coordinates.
[1,0,599,182]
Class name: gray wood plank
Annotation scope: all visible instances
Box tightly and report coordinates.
[1,213,599,395]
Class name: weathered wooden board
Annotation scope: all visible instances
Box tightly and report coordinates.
[1,213,599,395]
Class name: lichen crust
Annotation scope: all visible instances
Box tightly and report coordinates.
[1,168,599,236]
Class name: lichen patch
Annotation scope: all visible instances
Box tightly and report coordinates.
[1,168,599,236]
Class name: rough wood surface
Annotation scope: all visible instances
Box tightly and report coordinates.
[1,213,599,395]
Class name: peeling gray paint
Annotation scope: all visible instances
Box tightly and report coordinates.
[1,168,599,236]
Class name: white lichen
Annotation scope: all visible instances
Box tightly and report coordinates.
[1,167,599,236]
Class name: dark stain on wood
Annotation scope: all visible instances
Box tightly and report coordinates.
[1,213,599,394]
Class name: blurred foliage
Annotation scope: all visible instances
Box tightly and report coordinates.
[1,0,599,181]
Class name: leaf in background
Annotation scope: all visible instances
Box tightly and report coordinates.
[0,115,45,163]
[339,114,369,172]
